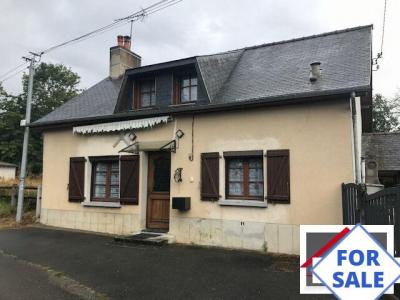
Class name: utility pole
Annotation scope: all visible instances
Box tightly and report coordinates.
[16,54,38,222]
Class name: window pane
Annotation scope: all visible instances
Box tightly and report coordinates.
[151,92,156,105]
[96,163,107,172]
[229,168,243,181]
[249,159,262,168]
[249,183,263,196]
[95,172,106,184]
[229,183,243,196]
[191,77,197,85]
[181,87,190,102]
[190,86,197,101]
[182,78,190,87]
[141,81,154,93]
[94,185,106,198]
[110,186,119,198]
[141,93,151,107]
[229,159,243,169]
[111,162,119,171]
[111,172,119,185]
[153,157,171,192]
[249,168,263,181]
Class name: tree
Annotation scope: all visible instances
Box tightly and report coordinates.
[372,93,400,133]
[0,63,81,174]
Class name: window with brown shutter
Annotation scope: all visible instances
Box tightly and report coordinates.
[201,152,220,201]
[68,157,86,202]
[120,155,140,204]
[266,149,290,203]
[91,158,119,202]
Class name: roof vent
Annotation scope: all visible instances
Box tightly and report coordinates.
[309,62,321,82]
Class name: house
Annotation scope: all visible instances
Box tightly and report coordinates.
[32,26,373,255]
[362,132,400,187]
[0,161,17,181]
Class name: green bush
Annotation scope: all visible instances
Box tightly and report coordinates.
[0,201,15,217]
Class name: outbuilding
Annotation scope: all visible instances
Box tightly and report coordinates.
[0,161,17,181]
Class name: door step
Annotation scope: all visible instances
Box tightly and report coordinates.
[114,231,172,246]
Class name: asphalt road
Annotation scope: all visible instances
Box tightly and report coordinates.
[0,226,333,300]
[0,252,76,300]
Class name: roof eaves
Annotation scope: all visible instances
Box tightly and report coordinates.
[31,85,370,129]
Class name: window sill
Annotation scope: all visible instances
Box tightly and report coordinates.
[130,107,157,112]
[218,199,267,208]
[168,102,196,107]
[81,201,121,208]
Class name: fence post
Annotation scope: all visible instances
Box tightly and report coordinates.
[10,185,17,207]
[35,185,42,220]
[359,183,366,224]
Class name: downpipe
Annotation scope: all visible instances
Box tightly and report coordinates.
[351,92,361,184]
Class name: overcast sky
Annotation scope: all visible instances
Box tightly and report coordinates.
[1,0,399,98]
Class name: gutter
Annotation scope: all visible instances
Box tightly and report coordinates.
[30,85,370,130]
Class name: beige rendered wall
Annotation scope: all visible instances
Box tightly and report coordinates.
[0,167,16,180]
[40,99,354,253]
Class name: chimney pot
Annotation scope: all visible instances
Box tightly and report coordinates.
[309,61,321,82]
[123,35,131,50]
[117,35,124,47]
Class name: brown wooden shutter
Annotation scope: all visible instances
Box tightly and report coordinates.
[266,150,290,203]
[201,152,220,201]
[120,155,139,204]
[68,157,86,202]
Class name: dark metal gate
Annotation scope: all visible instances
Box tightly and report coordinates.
[341,183,366,225]
[342,183,400,256]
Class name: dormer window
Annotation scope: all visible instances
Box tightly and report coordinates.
[134,79,155,109]
[181,76,197,103]
[174,75,198,104]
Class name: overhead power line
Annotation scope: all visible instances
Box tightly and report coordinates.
[373,0,389,71]
[0,63,29,84]
[0,62,29,80]
[0,0,183,86]
[380,0,388,56]
[40,0,182,55]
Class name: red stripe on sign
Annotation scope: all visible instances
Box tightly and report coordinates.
[300,227,350,268]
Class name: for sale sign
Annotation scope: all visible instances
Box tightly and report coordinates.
[300,224,400,299]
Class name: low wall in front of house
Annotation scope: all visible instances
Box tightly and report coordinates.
[40,208,141,235]
[40,209,299,254]
[170,217,300,254]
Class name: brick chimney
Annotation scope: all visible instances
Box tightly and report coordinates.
[109,35,141,80]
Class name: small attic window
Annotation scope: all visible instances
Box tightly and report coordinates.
[174,75,198,104]
[134,79,156,109]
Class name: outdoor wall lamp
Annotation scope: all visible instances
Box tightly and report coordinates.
[175,129,184,139]
[174,168,183,183]
[128,132,137,141]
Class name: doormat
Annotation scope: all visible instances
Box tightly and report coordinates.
[113,232,167,246]
[128,233,162,240]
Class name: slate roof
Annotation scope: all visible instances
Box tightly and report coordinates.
[34,25,372,127]
[215,26,371,104]
[362,132,400,171]
[37,77,122,124]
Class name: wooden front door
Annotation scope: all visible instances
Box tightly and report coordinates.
[146,152,171,230]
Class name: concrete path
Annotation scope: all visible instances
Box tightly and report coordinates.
[0,227,333,300]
